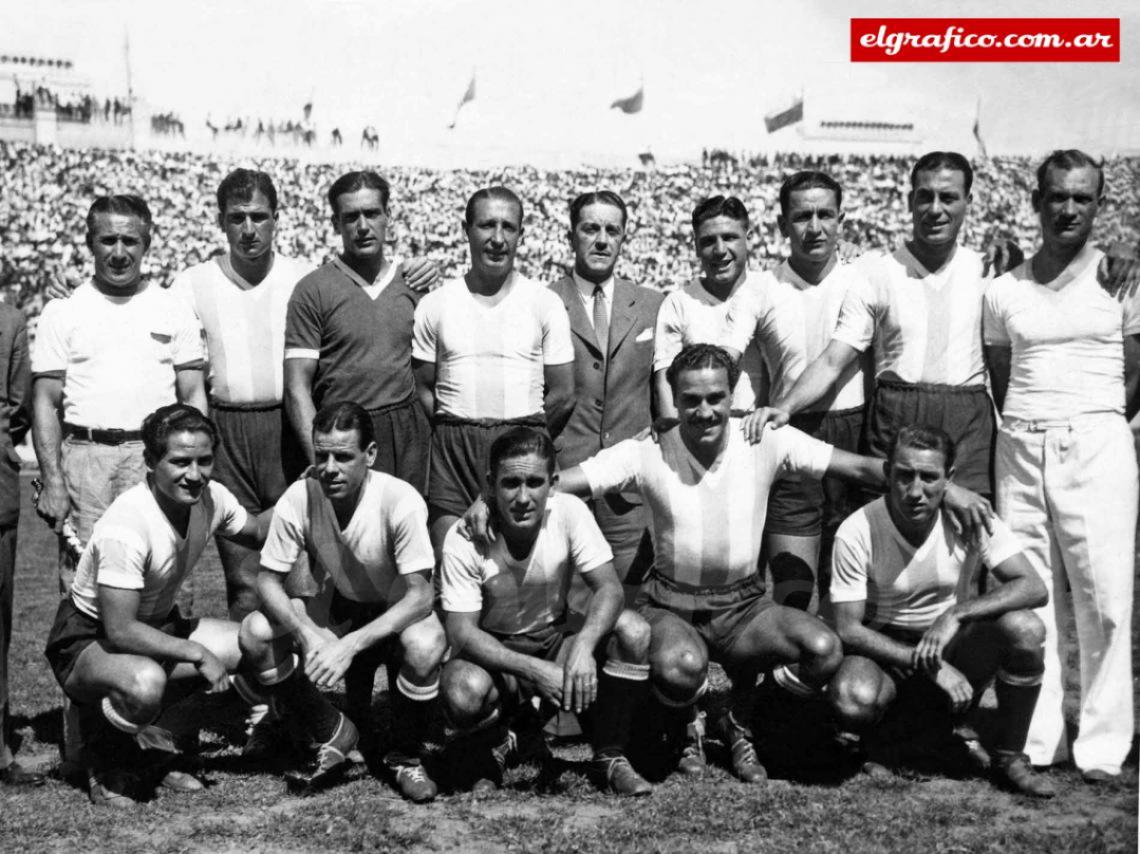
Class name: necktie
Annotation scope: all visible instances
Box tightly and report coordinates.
[593,284,609,357]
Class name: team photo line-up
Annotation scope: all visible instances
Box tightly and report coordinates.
[0,146,1135,809]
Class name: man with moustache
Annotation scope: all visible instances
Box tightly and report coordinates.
[984,150,1140,783]
[723,171,870,611]
[653,196,766,423]
[284,170,439,493]
[549,191,662,596]
[413,186,575,554]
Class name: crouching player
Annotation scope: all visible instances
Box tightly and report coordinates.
[827,425,1054,797]
[439,427,653,796]
[44,404,274,807]
[240,402,446,802]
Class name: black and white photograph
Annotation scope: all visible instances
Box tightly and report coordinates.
[0,0,1137,851]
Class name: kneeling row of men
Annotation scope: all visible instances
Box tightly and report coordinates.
[44,344,1054,807]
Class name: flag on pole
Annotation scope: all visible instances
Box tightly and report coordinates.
[764,97,803,134]
[610,86,644,114]
[972,97,988,159]
[448,73,476,129]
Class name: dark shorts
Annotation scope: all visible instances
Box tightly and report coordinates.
[485,624,589,710]
[875,622,1002,689]
[767,406,865,537]
[212,402,307,514]
[324,591,403,671]
[370,397,431,496]
[637,572,774,662]
[866,380,995,496]
[427,415,546,519]
[44,597,199,698]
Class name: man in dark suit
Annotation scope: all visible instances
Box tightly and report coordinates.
[0,302,37,785]
[550,191,663,601]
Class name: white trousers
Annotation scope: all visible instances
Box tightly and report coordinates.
[995,413,1137,773]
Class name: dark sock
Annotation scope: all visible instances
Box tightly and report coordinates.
[590,663,649,757]
[387,678,440,763]
[994,676,1042,754]
[265,670,343,744]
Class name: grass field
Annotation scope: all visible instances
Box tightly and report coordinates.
[1,473,1136,854]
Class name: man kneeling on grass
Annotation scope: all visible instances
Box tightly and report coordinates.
[239,401,446,803]
[44,404,275,807]
[438,427,654,796]
[827,425,1054,797]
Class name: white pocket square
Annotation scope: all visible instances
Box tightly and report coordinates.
[635,328,654,343]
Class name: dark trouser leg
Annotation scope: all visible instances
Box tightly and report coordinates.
[0,524,14,768]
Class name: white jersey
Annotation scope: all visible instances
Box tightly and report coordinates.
[438,493,612,635]
[983,247,1140,422]
[580,423,833,587]
[830,497,1022,632]
[261,470,433,604]
[70,481,247,622]
[412,275,574,420]
[833,245,987,386]
[170,254,313,406]
[32,281,204,429]
[723,261,868,412]
[654,278,767,411]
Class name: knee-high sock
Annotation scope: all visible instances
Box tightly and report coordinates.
[386,671,441,763]
[591,660,650,758]
[994,669,1043,755]
[256,655,342,743]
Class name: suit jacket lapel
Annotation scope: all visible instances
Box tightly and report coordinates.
[607,278,639,358]
[554,276,604,357]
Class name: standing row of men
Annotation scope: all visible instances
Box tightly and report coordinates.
[3,148,1135,806]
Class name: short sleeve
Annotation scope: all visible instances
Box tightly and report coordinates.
[828,513,871,604]
[722,284,764,355]
[578,439,644,498]
[260,483,308,573]
[31,299,69,375]
[540,291,574,365]
[438,526,486,613]
[210,482,249,538]
[773,425,834,479]
[284,277,324,360]
[411,292,440,363]
[90,527,150,591]
[979,516,1023,571]
[830,270,879,354]
[170,293,205,368]
[982,279,1011,347]
[560,495,614,574]
[388,488,435,575]
[653,292,685,372]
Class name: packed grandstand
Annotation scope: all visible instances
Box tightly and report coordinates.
[3,140,1138,328]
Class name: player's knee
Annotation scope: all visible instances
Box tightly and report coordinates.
[996,609,1046,652]
[122,660,167,717]
[401,619,447,677]
[651,644,707,698]
[613,610,651,663]
[828,670,886,730]
[238,610,275,656]
[799,624,842,673]
[440,661,494,725]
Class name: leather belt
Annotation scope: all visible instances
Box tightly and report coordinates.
[63,422,143,445]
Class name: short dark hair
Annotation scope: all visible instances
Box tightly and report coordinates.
[327,170,391,217]
[312,401,374,450]
[665,343,740,393]
[85,195,152,246]
[569,190,628,230]
[888,424,956,472]
[141,404,218,467]
[1035,149,1105,197]
[691,196,749,233]
[910,151,974,196]
[488,426,556,478]
[465,186,524,227]
[216,168,278,214]
[779,171,843,216]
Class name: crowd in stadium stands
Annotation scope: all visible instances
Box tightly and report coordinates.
[8,88,132,123]
[2,140,1138,330]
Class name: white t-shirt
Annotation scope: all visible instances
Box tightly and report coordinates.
[438,493,612,635]
[723,261,868,412]
[32,281,205,429]
[830,497,1023,632]
[833,246,987,386]
[170,254,313,406]
[654,278,767,411]
[412,275,574,420]
[983,247,1140,422]
[71,481,248,622]
[580,423,833,587]
[261,470,433,604]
